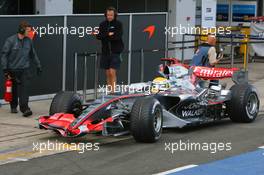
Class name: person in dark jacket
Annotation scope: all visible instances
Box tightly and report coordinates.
[1,21,42,117]
[191,34,220,67]
[96,6,124,94]
[190,34,223,87]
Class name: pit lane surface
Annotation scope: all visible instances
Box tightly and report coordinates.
[0,113,263,175]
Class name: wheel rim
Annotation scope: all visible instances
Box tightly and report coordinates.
[246,93,258,118]
[154,108,162,133]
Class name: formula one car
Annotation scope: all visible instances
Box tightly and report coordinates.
[38,58,260,143]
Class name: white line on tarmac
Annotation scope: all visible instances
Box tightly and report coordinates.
[12,158,29,162]
[258,146,264,156]
[154,164,198,175]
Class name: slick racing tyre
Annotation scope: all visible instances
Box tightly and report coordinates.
[49,91,82,118]
[130,97,163,143]
[227,83,259,123]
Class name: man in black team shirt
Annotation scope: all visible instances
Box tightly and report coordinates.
[96,6,124,94]
[1,21,42,117]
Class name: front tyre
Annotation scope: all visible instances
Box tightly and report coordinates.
[227,84,259,123]
[130,97,163,143]
[49,91,82,118]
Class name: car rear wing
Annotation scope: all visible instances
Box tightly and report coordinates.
[191,66,240,80]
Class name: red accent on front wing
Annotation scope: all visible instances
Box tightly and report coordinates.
[39,113,76,133]
[39,113,115,137]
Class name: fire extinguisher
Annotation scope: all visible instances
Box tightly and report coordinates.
[4,78,12,102]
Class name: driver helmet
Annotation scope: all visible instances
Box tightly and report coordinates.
[151,77,170,93]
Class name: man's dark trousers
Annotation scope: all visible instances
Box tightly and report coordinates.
[10,69,30,112]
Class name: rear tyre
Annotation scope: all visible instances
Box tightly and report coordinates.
[227,83,259,123]
[49,91,82,118]
[130,97,163,143]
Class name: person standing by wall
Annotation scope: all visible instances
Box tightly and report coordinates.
[1,21,42,117]
[96,6,124,94]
